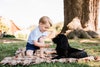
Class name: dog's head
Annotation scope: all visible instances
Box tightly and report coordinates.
[52,34,69,45]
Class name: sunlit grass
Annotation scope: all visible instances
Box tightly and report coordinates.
[0,38,100,67]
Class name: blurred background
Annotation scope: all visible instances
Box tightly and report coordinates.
[0,0,100,40]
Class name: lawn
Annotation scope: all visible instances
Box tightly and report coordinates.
[0,38,100,67]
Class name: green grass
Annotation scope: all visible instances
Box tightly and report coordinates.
[0,62,90,67]
[0,42,26,61]
[0,38,100,67]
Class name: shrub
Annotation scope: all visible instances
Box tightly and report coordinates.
[3,34,15,38]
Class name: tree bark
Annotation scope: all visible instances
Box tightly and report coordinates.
[61,0,83,33]
[83,0,99,31]
[61,0,99,33]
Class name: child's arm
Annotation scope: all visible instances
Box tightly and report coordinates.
[33,40,49,48]
[33,29,56,48]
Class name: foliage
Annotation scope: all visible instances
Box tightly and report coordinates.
[0,21,9,32]
[53,22,63,33]
[3,34,15,38]
[15,33,27,39]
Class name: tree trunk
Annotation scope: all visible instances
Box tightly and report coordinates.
[61,0,99,33]
[61,0,83,33]
[98,1,100,30]
[83,0,99,31]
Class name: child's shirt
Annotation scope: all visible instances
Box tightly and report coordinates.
[27,26,48,44]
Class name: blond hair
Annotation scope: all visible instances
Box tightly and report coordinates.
[39,16,52,27]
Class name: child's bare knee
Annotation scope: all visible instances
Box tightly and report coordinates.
[26,50,33,56]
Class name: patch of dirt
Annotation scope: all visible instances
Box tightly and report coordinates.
[0,38,24,43]
[79,39,100,43]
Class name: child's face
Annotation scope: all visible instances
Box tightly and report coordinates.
[39,23,51,32]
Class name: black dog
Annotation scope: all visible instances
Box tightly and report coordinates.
[52,34,88,59]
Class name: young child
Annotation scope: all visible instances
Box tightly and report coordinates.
[26,16,55,58]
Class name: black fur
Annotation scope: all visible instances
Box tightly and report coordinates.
[52,34,88,59]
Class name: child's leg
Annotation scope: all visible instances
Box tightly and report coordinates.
[40,48,45,58]
[39,36,45,58]
[26,50,33,57]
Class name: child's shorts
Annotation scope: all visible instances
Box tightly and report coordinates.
[26,42,39,50]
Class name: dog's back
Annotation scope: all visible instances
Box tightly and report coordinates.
[69,49,88,58]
